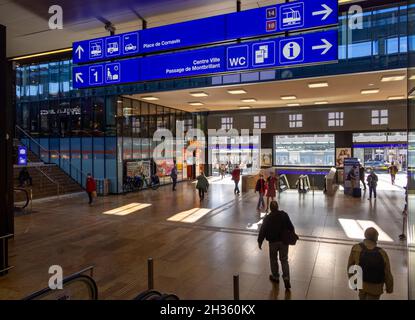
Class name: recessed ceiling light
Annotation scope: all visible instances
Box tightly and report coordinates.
[228,89,247,95]
[308,82,328,88]
[381,75,406,82]
[361,89,380,94]
[239,106,252,110]
[314,101,328,105]
[190,91,209,97]
[281,95,297,100]
[287,103,300,107]
[117,100,123,103]
[387,96,405,100]
[368,83,375,86]
[188,102,204,106]
[241,98,257,103]
[141,96,159,101]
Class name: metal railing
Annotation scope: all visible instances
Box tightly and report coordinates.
[22,266,97,300]
[15,125,105,191]
[14,188,32,212]
[0,234,14,275]
[34,166,61,198]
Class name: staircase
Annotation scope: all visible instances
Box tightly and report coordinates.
[14,127,85,202]
[14,165,83,201]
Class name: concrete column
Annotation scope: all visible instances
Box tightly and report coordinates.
[0,24,14,275]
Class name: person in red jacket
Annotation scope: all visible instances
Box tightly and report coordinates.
[231,165,241,195]
[86,173,97,205]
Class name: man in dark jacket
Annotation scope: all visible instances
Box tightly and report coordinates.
[255,173,266,211]
[258,201,295,290]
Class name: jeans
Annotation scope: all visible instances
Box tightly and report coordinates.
[257,193,265,210]
[359,291,381,300]
[369,187,377,198]
[234,181,240,194]
[198,188,205,200]
[269,241,290,280]
[172,178,177,191]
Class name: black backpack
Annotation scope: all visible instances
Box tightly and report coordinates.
[359,243,385,284]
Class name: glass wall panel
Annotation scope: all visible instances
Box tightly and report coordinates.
[105,137,117,193]
[274,134,335,167]
[93,137,105,179]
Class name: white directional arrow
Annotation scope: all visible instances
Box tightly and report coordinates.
[312,4,333,21]
[75,72,84,83]
[75,45,84,59]
[312,39,333,55]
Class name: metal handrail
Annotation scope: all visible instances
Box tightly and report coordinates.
[34,166,61,197]
[14,188,31,210]
[16,125,89,183]
[22,266,97,300]
[15,125,105,188]
[1,234,14,274]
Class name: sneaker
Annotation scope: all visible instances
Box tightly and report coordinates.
[283,279,291,290]
[269,275,279,283]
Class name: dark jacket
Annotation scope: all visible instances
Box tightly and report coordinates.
[170,166,178,180]
[258,210,295,246]
[255,178,266,194]
[196,175,209,191]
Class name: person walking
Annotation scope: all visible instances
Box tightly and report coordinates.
[359,164,367,190]
[171,160,178,191]
[219,164,226,179]
[265,171,278,212]
[367,169,378,200]
[258,201,295,290]
[18,167,33,187]
[347,227,393,300]
[86,173,97,205]
[196,172,209,201]
[231,165,241,195]
[255,173,266,212]
[388,161,399,185]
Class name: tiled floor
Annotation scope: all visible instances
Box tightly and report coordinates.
[0,176,408,300]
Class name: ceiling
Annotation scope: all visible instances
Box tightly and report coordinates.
[1,0,366,57]
[125,69,408,112]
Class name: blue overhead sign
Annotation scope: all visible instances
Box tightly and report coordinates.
[73,0,338,64]
[73,30,338,89]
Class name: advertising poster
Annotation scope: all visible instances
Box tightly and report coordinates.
[156,159,175,177]
[126,161,151,177]
[336,148,352,167]
[343,158,360,195]
[261,149,273,167]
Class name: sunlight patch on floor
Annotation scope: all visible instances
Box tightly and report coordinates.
[338,218,394,242]
[103,203,152,216]
[167,208,211,223]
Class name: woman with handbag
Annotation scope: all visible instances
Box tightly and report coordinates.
[86,173,97,205]
[258,201,298,290]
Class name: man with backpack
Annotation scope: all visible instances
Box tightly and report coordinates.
[347,227,393,300]
[258,201,297,290]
